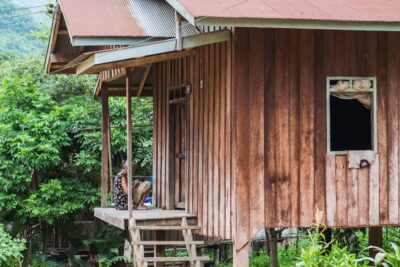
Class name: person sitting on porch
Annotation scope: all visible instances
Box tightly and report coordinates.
[114,161,151,210]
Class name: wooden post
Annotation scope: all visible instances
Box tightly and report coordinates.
[266,228,278,267]
[108,123,113,203]
[126,68,133,219]
[155,230,165,267]
[369,227,383,260]
[101,85,110,207]
[233,242,250,267]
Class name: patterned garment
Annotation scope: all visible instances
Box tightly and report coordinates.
[114,174,129,210]
[114,174,151,210]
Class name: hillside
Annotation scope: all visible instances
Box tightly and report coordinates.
[12,0,51,24]
[0,0,48,59]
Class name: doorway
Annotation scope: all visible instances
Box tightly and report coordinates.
[168,85,188,210]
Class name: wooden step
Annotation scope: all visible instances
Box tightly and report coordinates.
[129,225,201,230]
[136,256,209,262]
[132,240,204,246]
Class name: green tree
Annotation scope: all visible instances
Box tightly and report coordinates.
[0,56,153,264]
[0,0,47,60]
[0,224,26,267]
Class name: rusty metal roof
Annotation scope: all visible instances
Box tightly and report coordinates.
[59,0,198,39]
[167,0,400,23]
[130,0,198,37]
[60,0,143,37]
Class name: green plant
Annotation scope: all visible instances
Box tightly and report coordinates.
[96,248,129,267]
[24,179,99,225]
[278,236,310,267]
[369,243,400,267]
[165,249,188,257]
[30,254,57,267]
[296,227,369,267]
[66,248,91,267]
[0,55,153,262]
[84,226,129,266]
[0,224,25,267]
[249,250,270,267]
[216,260,233,267]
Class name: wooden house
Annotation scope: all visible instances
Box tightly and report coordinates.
[46,0,400,265]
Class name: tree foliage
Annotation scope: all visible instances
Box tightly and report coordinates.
[0,224,26,267]
[0,55,153,263]
[0,0,46,60]
[24,179,99,225]
[0,3,153,262]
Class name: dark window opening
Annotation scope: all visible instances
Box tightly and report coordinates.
[330,95,372,151]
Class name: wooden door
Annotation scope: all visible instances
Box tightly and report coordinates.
[168,85,188,210]
[172,103,186,209]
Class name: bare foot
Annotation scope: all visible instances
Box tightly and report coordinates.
[137,205,150,210]
[133,180,140,189]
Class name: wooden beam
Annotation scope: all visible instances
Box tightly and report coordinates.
[103,70,127,83]
[50,8,61,53]
[182,30,231,49]
[137,64,152,97]
[101,86,110,208]
[58,30,68,35]
[76,30,230,75]
[155,231,166,267]
[78,49,195,74]
[126,68,134,219]
[92,39,177,68]
[50,53,80,63]
[106,89,153,97]
[76,55,96,74]
[45,7,62,73]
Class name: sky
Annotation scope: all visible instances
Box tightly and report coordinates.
[12,0,53,24]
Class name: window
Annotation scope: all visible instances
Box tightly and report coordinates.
[327,77,377,154]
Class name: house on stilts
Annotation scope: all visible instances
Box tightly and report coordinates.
[46,0,400,265]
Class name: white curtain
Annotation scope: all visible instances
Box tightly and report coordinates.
[331,80,372,109]
[331,92,372,109]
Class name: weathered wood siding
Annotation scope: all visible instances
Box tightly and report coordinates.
[152,42,234,240]
[234,28,400,247]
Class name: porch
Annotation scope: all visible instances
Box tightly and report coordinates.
[94,208,198,230]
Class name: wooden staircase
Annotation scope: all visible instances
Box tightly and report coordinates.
[129,217,209,267]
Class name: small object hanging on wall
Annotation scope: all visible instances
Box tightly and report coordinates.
[359,159,371,169]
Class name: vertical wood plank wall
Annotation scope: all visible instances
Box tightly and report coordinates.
[152,42,234,240]
[234,28,400,247]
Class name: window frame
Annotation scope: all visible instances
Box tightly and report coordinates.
[326,76,377,155]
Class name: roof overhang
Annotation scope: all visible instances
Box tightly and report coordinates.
[165,0,400,32]
[70,37,165,47]
[194,18,400,32]
[44,6,105,74]
[73,29,231,75]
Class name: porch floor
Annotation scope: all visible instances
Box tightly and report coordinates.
[94,208,197,229]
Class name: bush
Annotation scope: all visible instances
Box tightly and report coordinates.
[296,227,369,267]
[0,224,25,267]
[369,243,400,267]
[249,250,270,267]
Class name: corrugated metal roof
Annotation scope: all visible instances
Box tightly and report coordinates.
[59,0,144,37]
[169,0,400,22]
[130,0,198,37]
[59,0,198,38]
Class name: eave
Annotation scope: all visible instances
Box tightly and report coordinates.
[165,0,400,32]
[70,37,166,47]
[74,29,231,75]
[195,18,400,32]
